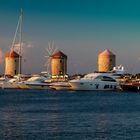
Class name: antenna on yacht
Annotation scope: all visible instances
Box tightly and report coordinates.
[44,41,57,73]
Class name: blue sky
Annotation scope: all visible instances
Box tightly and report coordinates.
[0,0,140,74]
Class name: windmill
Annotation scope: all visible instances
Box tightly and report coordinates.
[44,41,57,74]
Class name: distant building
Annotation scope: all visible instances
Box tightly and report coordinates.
[5,51,21,76]
[51,50,67,80]
[98,49,116,72]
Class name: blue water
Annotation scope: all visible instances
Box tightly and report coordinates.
[0,90,140,140]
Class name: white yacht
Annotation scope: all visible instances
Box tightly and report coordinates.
[0,76,21,89]
[69,73,119,91]
[0,74,28,89]
[1,79,19,89]
[18,74,51,89]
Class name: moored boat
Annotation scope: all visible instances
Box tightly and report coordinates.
[69,73,120,91]
[18,74,51,89]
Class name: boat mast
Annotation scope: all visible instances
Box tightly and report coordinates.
[18,8,23,75]
[10,8,23,75]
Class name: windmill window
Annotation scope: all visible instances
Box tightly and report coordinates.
[59,71,62,74]
[60,60,62,63]
[15,70,16,74]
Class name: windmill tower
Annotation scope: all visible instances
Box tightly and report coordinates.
[5,51,21,76]
[45,42,68,81]
[98,49,116,72]
[51,50,67,78]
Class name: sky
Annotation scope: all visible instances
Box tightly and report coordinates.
[0,0,140,74]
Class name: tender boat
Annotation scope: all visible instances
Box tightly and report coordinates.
[69,73,120,91]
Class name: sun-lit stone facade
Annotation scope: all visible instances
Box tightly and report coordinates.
[51,50,67,77]
[98,49,116,72]
[5,51,21,76]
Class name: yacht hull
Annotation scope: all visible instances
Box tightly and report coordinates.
[49,82,71,90]
[18,82,49,90]
[0,82,19,89]
[69,81,119,91]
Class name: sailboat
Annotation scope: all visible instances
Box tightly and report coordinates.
[1,9,23,89]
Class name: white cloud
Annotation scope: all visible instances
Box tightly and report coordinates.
[12,41,34,54]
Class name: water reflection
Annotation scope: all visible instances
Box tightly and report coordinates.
[95,113,111,140]
[0,110,24,139]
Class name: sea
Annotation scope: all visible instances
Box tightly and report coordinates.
[0,90,140,140]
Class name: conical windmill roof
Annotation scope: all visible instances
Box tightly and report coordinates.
[5,51,20,58]
[51,50,67,58]
[99,49,115,56]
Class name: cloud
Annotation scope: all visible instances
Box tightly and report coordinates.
[12,41,34,54]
